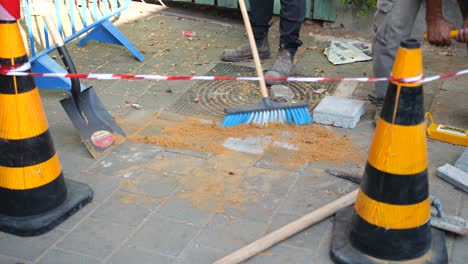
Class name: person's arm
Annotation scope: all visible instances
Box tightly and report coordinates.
[455,0,468,43]
[426,0,455,47]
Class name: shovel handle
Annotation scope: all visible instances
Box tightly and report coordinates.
[40,5,81,99]
[423,30,460,40]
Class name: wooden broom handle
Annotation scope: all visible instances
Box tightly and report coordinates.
[36,1,64,46]
[237,0,269,98]
[213,189,359,264]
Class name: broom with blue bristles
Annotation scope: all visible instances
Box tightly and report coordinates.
[221,0,312,127]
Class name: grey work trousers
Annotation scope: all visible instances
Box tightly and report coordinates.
[372,0,423,99]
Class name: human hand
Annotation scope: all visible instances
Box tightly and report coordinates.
[427,16,456,47]
[454,20,468,43]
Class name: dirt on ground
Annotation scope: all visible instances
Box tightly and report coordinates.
[129,116,365,168]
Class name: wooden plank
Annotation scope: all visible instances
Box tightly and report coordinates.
[313,0,336,21]
[217,0,237,9]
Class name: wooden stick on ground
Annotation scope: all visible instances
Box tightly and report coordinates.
[213,189,359,264]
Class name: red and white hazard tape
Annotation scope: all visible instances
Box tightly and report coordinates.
[1,65,468,84]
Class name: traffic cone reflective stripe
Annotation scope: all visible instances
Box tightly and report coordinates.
[0,1,21,20]
[0,3,92,236]
[330,39,447,264]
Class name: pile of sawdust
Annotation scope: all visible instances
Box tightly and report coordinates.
[130,117,365,168]
[177,168,252,213]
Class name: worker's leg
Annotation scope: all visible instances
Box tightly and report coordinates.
[370,0,423,102]
[278,0,306,56]
[265,0,305,85]
[221,0,274,62]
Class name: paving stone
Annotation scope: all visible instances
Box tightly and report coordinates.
[108,245,176,264]
[427,141,466,169]
[116,110,161,136]
[57,218,134,258]
[177,244,228,264]
[56,203,97,231]
[312,96,366,129]
[0,228,65,261]
[454,148,468,173]
[128,216,198,257]
[452,197,468,264]
[270,85,295,101]
[119,169,179,198]
[137,92,185,111]
[428,181,462,216]
[223,191,283,223]
[138,118,182,138]
[38,249,101,264]
[244,167,301,196]
[150,151,208,176]
[195,214,268,252]
[91,191,161,226]
[0,254,31,264]
[277,176,355,217]
[314,221,335,264]
[165,148,212,159]
[245,244,315,264]
[56,150,95,180]
[106,80,151,98]
[78,172,120,203]
[223,136,272,155]
[266,213,331,252]
[207,151,259,173]
[87,142,164,175]
[254,146,308,173]
[158,197,214,227]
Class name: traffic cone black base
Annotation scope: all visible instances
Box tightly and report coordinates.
[330,206,448,264]
[0,179,92,237]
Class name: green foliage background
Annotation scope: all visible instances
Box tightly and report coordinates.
[342,0,377,16]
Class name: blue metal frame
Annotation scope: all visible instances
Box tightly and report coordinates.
[22,0,144,91]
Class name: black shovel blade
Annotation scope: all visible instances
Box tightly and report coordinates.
[60,86,126,158]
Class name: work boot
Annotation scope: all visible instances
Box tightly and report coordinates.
[368,91,384,107]
[265,48,295,86]
[221,37,270,62]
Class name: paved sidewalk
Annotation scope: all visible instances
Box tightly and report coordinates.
[1,2,467,263]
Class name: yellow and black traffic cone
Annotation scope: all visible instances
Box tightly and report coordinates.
[0,1,92,236]
[330,39,448,263]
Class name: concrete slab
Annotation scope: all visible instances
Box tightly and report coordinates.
[312,96,366,128]
[107,245,176,264]
[38,249,101,264]
[57,219,134,259]
[0,229,65,262]
[127,216,198,256]
[194,214,268,252]
[436,164,468,193]
[177,244,228,264]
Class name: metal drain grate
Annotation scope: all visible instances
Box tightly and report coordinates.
[167,63,337,118]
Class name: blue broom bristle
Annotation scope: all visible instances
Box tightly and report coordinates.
[221,107,312,127]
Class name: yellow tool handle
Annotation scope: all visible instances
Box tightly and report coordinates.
[424,29,460,40]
